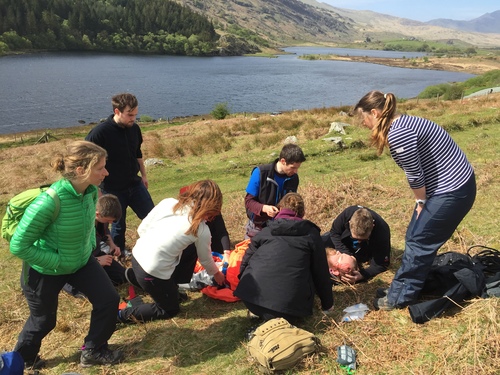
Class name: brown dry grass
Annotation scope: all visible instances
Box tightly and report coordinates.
[0,94,499,374]
[321,55,500,75]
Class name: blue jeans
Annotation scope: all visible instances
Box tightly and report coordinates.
[102,181,154,251]
[387,173,476,307]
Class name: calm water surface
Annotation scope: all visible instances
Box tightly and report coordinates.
[0,47,474,134]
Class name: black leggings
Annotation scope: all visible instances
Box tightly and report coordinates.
[15,257,119,364]
[120,248,198,322]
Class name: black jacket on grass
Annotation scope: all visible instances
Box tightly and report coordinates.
[235,214,333,318]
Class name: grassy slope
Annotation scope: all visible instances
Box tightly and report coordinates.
[0,94,499,374]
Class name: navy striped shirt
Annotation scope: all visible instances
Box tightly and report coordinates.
[388,115,473,196]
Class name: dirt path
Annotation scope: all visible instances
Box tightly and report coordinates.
[322,55,500,75]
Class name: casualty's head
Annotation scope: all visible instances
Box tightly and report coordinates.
[326,247,358,279]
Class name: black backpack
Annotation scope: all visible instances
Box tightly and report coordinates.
[421,251,479,297]
[409,246,500,324]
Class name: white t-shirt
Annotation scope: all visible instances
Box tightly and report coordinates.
[132,198,218,280]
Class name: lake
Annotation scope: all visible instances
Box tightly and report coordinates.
[0,47,474,135]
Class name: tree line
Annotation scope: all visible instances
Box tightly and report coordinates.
[0,0,220,56]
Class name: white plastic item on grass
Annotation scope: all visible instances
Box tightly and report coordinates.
[341,303,370,322]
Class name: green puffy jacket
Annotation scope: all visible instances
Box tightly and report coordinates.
[10,179,98,275]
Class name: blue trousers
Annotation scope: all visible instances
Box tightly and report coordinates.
[14,257,120,365]
[387,173,476,307]
[102,181,154,251]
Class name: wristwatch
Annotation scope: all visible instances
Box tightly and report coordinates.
[416,199,427,205]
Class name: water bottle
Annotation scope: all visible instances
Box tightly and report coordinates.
[222,261,229,275]
[221,250,230,275]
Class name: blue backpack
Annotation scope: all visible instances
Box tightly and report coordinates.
[0,351,24,375]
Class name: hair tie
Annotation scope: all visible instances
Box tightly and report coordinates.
[383,93,387,99]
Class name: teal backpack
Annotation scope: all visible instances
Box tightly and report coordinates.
[1,185,60,242]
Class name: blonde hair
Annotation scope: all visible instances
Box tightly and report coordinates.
[51,140,107,181]
[174,180,223,236]
[352,90,397,155]
[277,192,305,218]
[349,208,374,238]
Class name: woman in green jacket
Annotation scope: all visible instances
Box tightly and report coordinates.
[10,141,123,369]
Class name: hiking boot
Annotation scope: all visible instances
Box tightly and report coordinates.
[178,290,189,303]
[117,309,127,324]
[25,355,46,370]
[245,325,259,341]
[80,346,123,367]
[117,308,142,325]
[124,267,142,289]
[247,310,260,320]
[373,296,397,311]
[376,287,389,298]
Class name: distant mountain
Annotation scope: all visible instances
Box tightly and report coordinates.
[426,10,500,34]
[300,1,500,47]
[173,0,354,45]
[173,0,500,48]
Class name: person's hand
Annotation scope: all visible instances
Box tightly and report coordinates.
[213,270,226,286]
[415,203,424,218]
[262,205,279,218]
[109,244,121,257]
[96,255,113,267]
[142,176,149,189]
[341,270,363,284]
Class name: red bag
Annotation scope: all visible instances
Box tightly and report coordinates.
[201,239,251,302]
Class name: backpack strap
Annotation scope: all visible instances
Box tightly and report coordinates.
[45,187,60,222]
[21,187,60,286]
[469,245,500,274]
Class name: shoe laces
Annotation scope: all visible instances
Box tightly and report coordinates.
[98,346,117,361]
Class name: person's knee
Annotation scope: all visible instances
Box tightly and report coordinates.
[33,313,58,335]
[91,289,120,311]
[156,303,180,320]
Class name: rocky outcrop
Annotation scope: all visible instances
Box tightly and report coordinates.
[216,34,261,56]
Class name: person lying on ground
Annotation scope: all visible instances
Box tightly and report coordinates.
[322,205,390,283]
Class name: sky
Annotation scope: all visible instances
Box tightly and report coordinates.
[320,1,499,22]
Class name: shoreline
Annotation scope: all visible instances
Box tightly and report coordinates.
[316,55,500,75]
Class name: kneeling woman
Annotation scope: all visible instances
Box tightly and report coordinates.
[234,193,334,323]
[118,180,226,323]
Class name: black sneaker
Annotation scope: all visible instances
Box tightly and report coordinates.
[247,310,260,320]
[124,267,142,290]
[25,355,46,370]
[178,290,189,303]
[376,287,389,298]
[245,325,258,341]
[373,296,397,311]
[80,346,123,367]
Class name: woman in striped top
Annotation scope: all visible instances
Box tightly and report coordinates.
[352,90,476,311]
